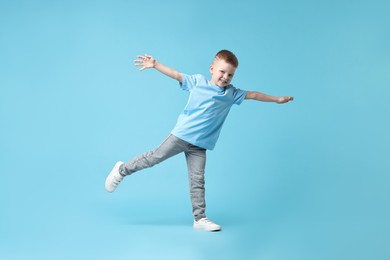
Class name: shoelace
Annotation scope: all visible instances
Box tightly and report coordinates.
[112,174,123,186]
[199,218,213,224]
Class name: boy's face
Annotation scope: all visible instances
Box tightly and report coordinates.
[209,59,236,87]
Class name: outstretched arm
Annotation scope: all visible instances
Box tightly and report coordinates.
[134,54,182,83]
[245,91,294,104]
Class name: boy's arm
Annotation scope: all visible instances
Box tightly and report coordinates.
[134,54,183,83]
[245,91,294,104]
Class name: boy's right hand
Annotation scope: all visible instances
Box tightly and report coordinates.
[134,54,156,71]
[134,54,182,83]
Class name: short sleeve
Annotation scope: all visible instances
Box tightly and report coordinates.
[179,74,204,91]
[233,87,247,105]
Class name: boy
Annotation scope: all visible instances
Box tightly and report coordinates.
[105,50,293,231]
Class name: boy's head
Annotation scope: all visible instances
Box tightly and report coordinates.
[214,50,239,68]
[210,50,238,87]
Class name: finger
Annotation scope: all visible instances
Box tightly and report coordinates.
[134,59,144,63]
[139,67,145,71]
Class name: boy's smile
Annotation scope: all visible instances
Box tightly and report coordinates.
[209,59,236,87]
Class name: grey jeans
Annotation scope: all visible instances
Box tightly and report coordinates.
[119,134,207,221]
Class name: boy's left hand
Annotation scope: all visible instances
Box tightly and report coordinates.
[277,96,294,104]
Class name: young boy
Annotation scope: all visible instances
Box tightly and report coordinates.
[105,50,293,231]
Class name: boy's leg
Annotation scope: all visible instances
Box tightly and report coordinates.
[186,145,221,231]
[185,145,207,221]
[119,134,187,176]
[106,134,187,192]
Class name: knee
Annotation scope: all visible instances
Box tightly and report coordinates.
[190,170,205,184]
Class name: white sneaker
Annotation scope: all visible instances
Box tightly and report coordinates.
[105,161,124,192]
[193,218,221,231]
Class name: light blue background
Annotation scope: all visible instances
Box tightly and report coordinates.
[1,0,389,259]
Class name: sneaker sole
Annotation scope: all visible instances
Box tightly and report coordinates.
[193,225,222,232]
[105,161,124,192]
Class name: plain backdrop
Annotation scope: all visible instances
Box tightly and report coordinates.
[1,0,389,259]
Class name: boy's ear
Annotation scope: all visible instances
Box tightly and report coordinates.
[209,64,214,74]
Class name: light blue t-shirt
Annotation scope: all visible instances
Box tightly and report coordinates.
[171,73,247,150]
